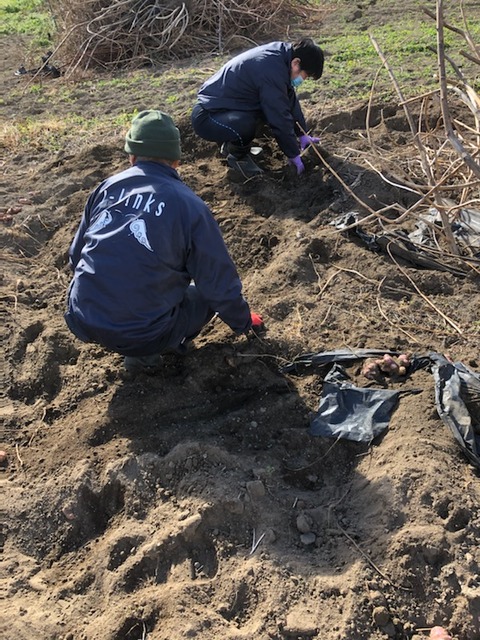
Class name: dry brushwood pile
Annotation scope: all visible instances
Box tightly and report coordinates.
[2,1,480,640]
[48,0,319,72]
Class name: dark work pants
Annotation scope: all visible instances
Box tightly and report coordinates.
[123,284,215,367]
[155,283,215,354]
[119,283,215,359]
[67,284,215,360]
[191,103,263,149]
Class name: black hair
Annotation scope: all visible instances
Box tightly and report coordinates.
[292,37,324,80]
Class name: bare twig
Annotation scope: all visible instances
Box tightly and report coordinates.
[459,49,480,66]
[15,443,24,466]
[385,242,463,335]
[423,4,480,58]
[369,34,435,185]
[299,122,401,220]
[434,0,480,179]
[375,278,420,343]
[335,522,412,591]
[249,529,266,555]
[371,34,461,255]
[289,435,342,471]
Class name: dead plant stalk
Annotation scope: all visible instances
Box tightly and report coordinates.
[385,243,463,335]
[368,33,461,255]
[434,0,480,179]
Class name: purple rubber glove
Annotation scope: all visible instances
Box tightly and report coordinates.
[288,155,305,175]
[299,134,320,150]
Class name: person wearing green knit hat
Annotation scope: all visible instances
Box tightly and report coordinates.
[65,109,264,375]
[124,110,182,160]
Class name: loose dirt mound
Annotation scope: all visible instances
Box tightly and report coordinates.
[2,18,480,640]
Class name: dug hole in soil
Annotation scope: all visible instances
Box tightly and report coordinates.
[2,39,480,640]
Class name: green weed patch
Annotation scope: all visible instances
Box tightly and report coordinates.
[0,0,53,46]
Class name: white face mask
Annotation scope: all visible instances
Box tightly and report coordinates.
[291,75,304,88]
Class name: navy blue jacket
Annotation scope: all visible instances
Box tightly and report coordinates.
[65,161,251,354]
[197,42,308,159]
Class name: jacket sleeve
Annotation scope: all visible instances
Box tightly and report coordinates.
[68,189,97,270]
[292,96,308,138]
[185,201,252,334]
[257,71,305,158]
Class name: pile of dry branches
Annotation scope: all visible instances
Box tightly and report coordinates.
[47,0,313,73]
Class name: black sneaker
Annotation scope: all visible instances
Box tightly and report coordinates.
[123,353,163,375]
[220,141,263,159]
[226,153,264,178]
[220,141,247,157]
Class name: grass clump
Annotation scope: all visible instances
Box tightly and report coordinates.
[2,112,131,153]
[319,16,480,104]
[0,0,54,48]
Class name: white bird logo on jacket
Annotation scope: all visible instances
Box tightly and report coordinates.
[129,219,153,252]
[89,210,113,234]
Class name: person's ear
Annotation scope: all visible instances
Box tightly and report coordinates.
[172,159,181,169]
[129,154,137,166]
[291,57,301,74]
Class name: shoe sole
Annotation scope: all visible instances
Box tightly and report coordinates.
[226,155,263,179]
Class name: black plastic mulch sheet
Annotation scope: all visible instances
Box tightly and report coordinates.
[430,353,480,469]
[309,364,401,443]
[281,349,480,467]
[331,212,467,277]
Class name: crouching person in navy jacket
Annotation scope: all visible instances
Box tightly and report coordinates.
[191,38,324,179]
[65,110,263,374]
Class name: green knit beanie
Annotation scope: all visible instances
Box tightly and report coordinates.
[124,110,181,160]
